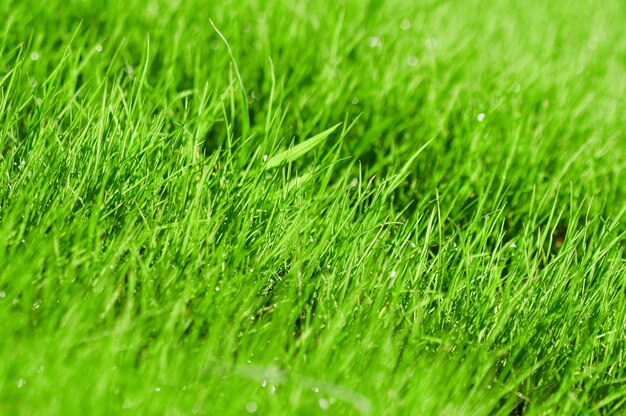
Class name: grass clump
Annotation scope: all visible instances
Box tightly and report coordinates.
[1,0,626,414]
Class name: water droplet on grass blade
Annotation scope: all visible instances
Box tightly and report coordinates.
[245,401,257,413]
[319,398,330,410]
[400,19,411,30]
[368,36,382,48]
[30,52,39,61]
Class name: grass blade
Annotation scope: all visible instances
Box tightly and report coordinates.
[265,123,341,169]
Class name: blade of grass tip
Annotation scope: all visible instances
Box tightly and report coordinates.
[0,15,14,58]
[209,19,250,139]
[265,123,341,169]
[342,112,361,137]
[134,34,150,98]
[382,136,435,200]
[265,57,276,136]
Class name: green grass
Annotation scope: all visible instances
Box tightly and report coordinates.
[1,0,626,414]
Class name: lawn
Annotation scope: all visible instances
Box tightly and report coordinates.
[1,0,626,414]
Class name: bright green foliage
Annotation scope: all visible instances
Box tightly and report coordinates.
[265,124,342,169]
[1,0,626,414]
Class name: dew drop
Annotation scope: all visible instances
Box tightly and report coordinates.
[368,36,382,48]
[245,401,257,413]
[319,398,330,410]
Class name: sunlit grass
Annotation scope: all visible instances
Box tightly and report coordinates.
[1,0,626,414]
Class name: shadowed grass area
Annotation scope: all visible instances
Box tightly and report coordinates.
[1,0,625,414]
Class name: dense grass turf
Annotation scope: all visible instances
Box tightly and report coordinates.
[1,0,626,414]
